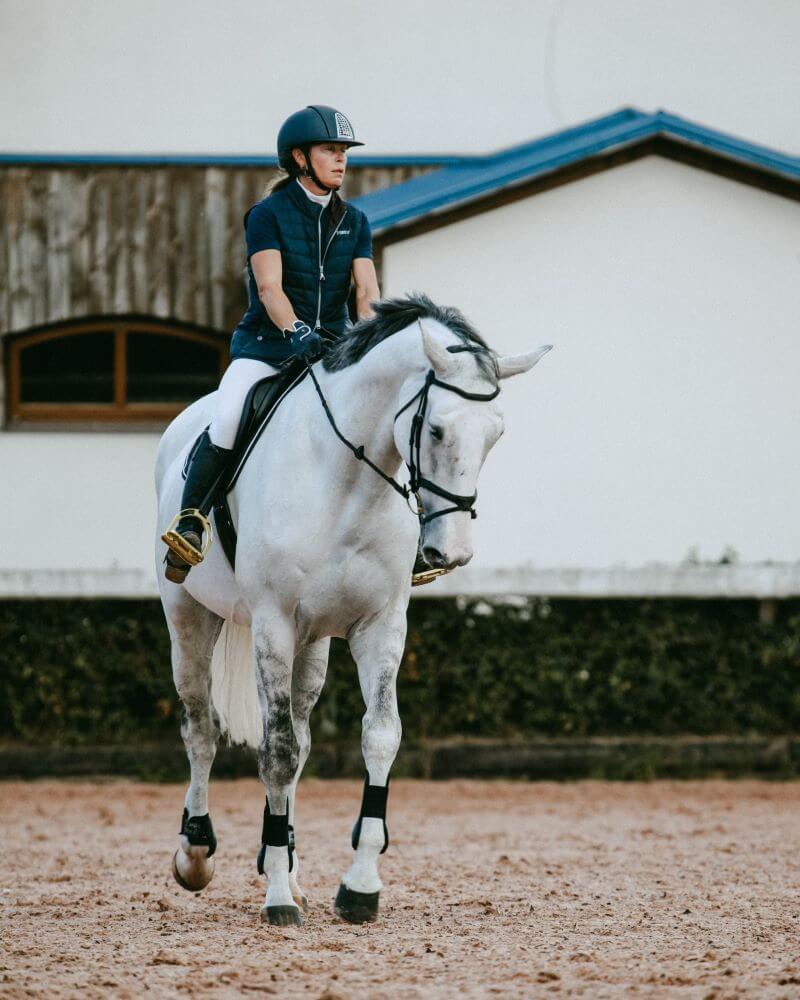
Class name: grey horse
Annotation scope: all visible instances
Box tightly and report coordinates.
[154,295,550,925]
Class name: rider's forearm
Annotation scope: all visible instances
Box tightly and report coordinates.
[355,280,380,320]
[259,284,299,333]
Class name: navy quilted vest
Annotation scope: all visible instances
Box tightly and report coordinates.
[231,182,367,366]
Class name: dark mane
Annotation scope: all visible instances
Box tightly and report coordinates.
[322,292,498,383]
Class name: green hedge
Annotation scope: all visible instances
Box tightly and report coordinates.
[1,598,799,745]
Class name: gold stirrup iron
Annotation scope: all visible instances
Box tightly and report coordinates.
[411,566,453,588]
[161,509,214,567]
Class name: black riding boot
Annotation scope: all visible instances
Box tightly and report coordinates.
[162,430,233,583]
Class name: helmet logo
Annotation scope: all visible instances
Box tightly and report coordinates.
[334,112,355,141]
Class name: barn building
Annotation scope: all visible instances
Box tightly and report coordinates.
[1,108,798,599]
[357,108,800,599]
[0,157,440,597]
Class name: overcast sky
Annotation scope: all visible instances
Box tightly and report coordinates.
[2,0,799,156]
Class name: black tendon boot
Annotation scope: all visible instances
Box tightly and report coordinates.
[162,430,232,583]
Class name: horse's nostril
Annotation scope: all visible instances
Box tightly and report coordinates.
[422,546,448,569]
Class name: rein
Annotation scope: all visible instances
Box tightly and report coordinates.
[304,331,500,526]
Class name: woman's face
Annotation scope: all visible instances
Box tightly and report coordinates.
[294,143,348,190]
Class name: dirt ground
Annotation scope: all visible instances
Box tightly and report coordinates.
[3,779,800,999]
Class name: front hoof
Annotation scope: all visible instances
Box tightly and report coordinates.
[334,883,379,924]
[172,849,214,892]
[260,904,304,927]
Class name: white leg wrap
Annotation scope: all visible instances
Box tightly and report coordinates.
[263,845,295,908]
[344,816,385,894]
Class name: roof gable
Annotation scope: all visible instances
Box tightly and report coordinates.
[353,108,800,237]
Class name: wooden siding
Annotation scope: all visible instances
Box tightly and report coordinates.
[0,163,434,339]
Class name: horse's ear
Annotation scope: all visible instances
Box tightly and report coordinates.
[496,345,552,380]
[420,324,458,377]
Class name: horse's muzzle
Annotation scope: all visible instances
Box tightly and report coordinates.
[422,545,473,570]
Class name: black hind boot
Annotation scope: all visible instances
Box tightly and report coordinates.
[162,430,233,583]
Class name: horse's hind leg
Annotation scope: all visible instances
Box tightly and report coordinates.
[252,610,305,926]
[162,586,223,892]
[286,638,330,912]
[335,605,406,924]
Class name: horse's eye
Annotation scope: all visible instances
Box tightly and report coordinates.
[429,425,444,441]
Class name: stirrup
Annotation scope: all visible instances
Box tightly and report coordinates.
[411,566,453,588]
[161,509,213,567]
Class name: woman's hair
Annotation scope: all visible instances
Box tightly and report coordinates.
[265,170,295,195]
[264,145,307,196]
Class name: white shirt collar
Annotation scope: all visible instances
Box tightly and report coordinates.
[296,178,332,208]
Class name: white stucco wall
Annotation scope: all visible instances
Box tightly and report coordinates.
[0,433,161,595]
[383,156,800,588]
[1,0,799,156]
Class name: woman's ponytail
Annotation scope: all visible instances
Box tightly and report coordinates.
[264,143,314,197]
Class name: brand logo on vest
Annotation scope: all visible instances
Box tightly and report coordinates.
[335,230,351,235]
[334,112,355,141]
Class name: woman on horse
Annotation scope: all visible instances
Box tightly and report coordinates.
[163,105,379,583]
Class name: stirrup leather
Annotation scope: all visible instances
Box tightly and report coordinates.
[161,509,213,566]
[411,566,453,588]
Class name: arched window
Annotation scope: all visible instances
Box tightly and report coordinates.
[6,317,228,424]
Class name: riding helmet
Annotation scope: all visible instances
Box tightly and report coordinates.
[277,106,364,170]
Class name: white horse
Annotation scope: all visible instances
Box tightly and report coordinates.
[154,294,550,925]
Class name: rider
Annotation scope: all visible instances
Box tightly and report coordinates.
[163,105,380,583]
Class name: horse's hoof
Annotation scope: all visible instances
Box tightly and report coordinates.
[172,849,214,892]
[260,904,304,927]
[333,883,379,924]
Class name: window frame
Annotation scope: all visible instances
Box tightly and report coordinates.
[6,317,229,425]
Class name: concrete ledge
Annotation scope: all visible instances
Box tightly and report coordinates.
[2,737,798,781]
[419,562,800,599]
[3,562,800,598]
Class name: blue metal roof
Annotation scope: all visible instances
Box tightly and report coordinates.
[352,108,800,236]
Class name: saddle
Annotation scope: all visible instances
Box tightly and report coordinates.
[207,358,310,569]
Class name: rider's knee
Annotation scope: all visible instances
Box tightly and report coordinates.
[208,408,239,450]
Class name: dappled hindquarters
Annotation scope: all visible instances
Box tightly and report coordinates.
[3,779,800,998]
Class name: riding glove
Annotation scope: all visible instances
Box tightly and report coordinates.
[284,321,323,361]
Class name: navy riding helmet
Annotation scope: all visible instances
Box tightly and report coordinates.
[277,105,364,171]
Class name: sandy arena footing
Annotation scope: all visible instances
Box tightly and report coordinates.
[3,779,800,998]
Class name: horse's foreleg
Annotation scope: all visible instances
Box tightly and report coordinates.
[164,588,223,892]
[336,607,406,923]
[286,638,330,913]
[252,612,304,926]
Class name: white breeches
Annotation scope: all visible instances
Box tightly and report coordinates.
[208,358,280,449]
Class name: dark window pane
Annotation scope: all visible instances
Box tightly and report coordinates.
[20,332,114,403]
[127,333,220,403]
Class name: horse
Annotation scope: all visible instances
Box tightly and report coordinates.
[154,293,550,925]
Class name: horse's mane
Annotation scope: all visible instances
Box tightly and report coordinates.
[322,292,498,383]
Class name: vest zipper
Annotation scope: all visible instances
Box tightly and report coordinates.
[314,206,349,331]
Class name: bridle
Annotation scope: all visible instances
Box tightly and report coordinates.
[393,361,500,524]
[305,333,500,528]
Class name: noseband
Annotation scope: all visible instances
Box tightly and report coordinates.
[306,343,500,527]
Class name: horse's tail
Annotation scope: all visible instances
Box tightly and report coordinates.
[210,622,263,749]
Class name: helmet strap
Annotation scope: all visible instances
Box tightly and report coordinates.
[299,144,333,195]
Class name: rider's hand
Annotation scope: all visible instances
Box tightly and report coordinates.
[284,321,323,361]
